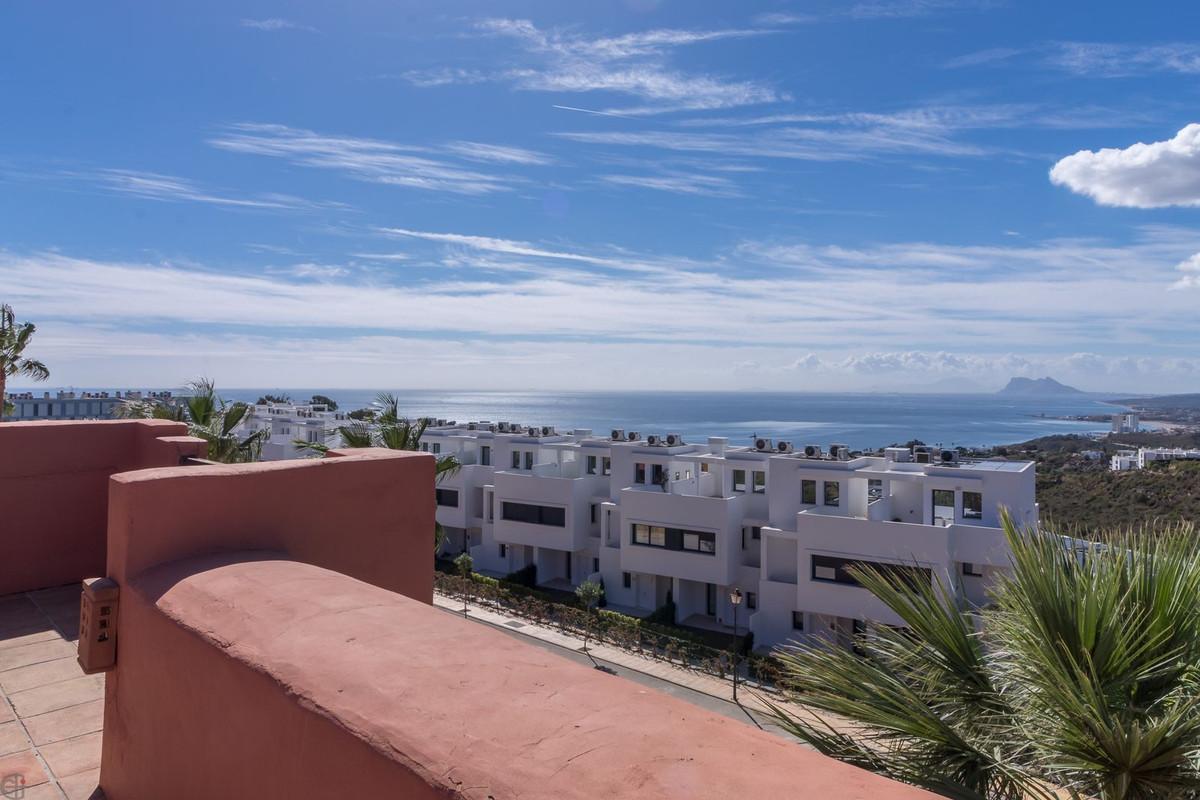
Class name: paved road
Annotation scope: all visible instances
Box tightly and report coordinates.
[434,603,802,744]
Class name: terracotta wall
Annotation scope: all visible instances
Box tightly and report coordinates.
[0,420,207,595]
[104,553,938,800]
[105,447,435,600]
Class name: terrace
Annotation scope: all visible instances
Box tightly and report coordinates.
[0,419,936,800]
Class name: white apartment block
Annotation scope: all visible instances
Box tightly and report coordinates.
[1112,413,1140,434]
[239,400,350,461]
[4,390,175,420]
[424,422,1037,651]
[1111,447,1200,471]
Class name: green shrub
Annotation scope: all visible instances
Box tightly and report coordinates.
[503,563,537,588]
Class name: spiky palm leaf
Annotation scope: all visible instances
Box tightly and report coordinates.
[768,512,1200,799]
[1,304,50,416]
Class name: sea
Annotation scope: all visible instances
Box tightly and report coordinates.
[215,389,1124,451]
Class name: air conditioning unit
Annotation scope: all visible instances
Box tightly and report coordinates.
[884,447,911,462]
[803,444,823,458]
[754,437,773,452]
[497,422,510,432]
[646,434,662,446]
[776,441,794,454]
[830,444,850,461]
[486,424,497,432]
[627,431,641,441]
[913,446,932,464]
[611,429,625,441]
[940,449,960,464]
[526,426,539,437]
[541,425,555,437]
[666,433,683,446]
[468,422,477,431]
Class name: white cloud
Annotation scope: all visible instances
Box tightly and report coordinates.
[1049,42,1200,77]
[208,124,545,195]
[83,169,319,211]
[598,172,742,197]
[1170,253,1200,290]
[240,18,314,33]
[1050,124,1200,208]
[403,18,785,115]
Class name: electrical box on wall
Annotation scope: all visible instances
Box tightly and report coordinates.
[78,577,119,674]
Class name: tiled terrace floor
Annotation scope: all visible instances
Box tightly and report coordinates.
[0,586,102,800]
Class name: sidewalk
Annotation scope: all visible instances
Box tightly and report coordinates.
[432,591,799,723]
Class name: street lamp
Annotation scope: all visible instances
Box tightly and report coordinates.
[729,587,743,702]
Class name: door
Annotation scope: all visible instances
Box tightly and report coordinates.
[566,551,572,582]
[706,583,717,616]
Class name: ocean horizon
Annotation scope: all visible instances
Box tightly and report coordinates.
[13,387,1125,451]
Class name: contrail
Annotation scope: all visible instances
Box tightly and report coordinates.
[552,104,633,119]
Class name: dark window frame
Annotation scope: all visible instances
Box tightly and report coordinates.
[501,501,567,527]
[435,488,460,508]
[631,523,716,555]
[801,479,817,505]
[962,491,983,520]
[823,481,840,507]
[811,554,930,590]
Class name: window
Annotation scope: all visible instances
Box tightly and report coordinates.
[590,503,598,524]
[631,524,715,555]
[622,572,632,589]
[635,463,646,484]
[963,491,983,520]
[732,469,746,492]
[801,479,816,505]
[431,443,442,454]
[824,481,840,506]
[747,592,758,610]
[752,471,766,493]
[499,543,507,558]
[962,562,984,577]
[651,464,665,485]
[511,451,521,469]
[751,526,761,540]
[421,442,429,452]
[586,455,597,475]
[501,502,566,527]
[791,611,804,631]
[933,489,955,525]
[811,555,931,589]
[435,488,459,507]
[868,479,883,502]
[480,446,491,466]
[700,463,709,473]
[524,451,534,470]
[602,456,611,475]
[592,558,600,572]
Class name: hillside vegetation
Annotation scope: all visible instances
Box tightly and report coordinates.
[1003,431,1200,532]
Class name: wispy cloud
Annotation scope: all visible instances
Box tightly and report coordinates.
[240,18,316,33]
[401,18,786,115]
[81,168,326,211]
[598,171,742,197]
[1170,253,1200,291]
[209,123,545,195]
[942,47,1024,68]
[1049,41,1200,77]
[848,0,997,19]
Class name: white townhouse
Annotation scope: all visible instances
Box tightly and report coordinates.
[238,400,350,461]
[1111,446,1200,471]
[423,422,1037,651]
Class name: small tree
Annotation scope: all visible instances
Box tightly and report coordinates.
[453,552,474,616]
[1,304,50,419]
[309,394,338,411]
[575,579,605,659]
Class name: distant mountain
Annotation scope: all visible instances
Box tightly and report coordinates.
[1111,393,1200,411]
[997,376,1085,396]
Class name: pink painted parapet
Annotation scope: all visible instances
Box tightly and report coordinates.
[105,448,435,599]
[96,448,935,800]
[0,420,207,595]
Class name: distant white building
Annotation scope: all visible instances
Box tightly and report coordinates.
[422,422,1037,651]
[1112,447,1200,471]
[4,390,175,420]
[1112,413,1140,434]
[238,400,350,461]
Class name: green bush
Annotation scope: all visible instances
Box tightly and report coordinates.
[503,563,537,588]
[646,599,676,625]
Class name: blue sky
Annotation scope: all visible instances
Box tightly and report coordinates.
[3,0,1199,392]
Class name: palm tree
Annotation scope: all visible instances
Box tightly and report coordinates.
[1,304,50,418]
[118,379,268,463]
[766,511,1200,799]
[297,392,460,550]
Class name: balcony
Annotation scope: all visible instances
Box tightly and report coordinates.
[0,420,937,800]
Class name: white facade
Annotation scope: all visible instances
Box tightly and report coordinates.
[1111,447,1200,471]
[426,422,1037,651]
[1112,413,1140,434]
[239,401,350,461]
[4,390,174,420]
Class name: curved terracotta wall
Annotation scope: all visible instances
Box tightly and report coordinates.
[106,447,435,600]
[0,420,206,595]
[105,554,936,800]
